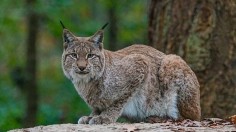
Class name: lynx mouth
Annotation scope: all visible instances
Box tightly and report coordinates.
[75,71,89,75]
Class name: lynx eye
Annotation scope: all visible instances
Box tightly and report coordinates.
[70,53,78,59]
[87,53,95,59]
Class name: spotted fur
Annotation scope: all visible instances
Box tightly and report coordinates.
[61,26,201,124]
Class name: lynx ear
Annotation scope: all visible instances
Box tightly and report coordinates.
[89,23,108,49]
[60,21,76,49]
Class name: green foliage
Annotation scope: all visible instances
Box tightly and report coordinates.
[0,0,147,131]
[0,82,24,131]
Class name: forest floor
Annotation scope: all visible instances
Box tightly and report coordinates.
[9,118,236,132]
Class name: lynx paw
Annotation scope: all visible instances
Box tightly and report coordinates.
[89,116,113,124]
[78,116,92,124]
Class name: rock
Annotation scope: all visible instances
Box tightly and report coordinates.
[8,122,236,132]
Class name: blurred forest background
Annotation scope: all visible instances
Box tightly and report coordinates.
[0,0,235,131]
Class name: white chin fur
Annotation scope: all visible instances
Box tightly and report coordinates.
[70,70,93,84]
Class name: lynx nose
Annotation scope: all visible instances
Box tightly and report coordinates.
[78,66,86,71]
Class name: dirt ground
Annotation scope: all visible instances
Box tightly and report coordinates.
[9,118,236,132]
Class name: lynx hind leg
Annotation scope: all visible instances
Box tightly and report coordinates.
[159,55,201,121]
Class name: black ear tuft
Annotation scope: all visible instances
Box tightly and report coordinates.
[60,20,66,29]
[101,22,109,30]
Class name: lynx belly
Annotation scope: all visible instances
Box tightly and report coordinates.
[122,91,179,121]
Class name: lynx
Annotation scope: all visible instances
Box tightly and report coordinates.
[61,22,201,124]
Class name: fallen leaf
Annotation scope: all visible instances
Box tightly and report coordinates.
[227,115,236,124]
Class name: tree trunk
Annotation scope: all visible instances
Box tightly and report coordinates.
[23,0,39,127]
[148,0,236,118]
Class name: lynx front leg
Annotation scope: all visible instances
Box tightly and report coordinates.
[78,116,92,124]
[78,109,100,124]
[89,101,126,124]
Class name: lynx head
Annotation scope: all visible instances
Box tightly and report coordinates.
[61,21,108,83]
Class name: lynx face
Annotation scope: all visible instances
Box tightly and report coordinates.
[62,29,105,83]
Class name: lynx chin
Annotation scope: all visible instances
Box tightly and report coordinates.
[61,22,201,124]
